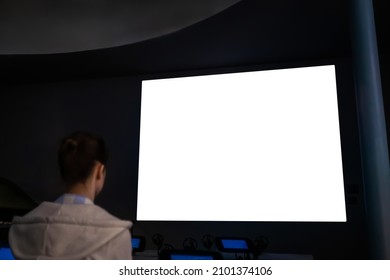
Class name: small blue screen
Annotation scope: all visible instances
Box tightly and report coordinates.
[0,247,15,260]
[221,239,248,249]
[132,238,141,249]
[170,254,214,260]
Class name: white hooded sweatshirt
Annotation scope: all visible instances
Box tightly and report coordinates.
[9,202,133,259]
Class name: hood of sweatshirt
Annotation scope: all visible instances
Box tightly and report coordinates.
[9,202,132,259]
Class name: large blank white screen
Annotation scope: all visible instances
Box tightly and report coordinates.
[137,65,346,222]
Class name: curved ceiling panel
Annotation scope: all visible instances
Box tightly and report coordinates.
[0,0,240,55]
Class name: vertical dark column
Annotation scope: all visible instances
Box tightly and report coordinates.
[350,0,390,259]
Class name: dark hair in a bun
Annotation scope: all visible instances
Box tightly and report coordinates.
[58,131,108,185]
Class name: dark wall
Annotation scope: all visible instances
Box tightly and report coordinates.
[0,59,367,259]
[0,77,141,219]
[373,0,389,161]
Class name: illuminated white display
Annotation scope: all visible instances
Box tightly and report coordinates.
[137,65,346,222]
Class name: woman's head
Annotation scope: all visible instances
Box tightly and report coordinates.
[58,131,108,190]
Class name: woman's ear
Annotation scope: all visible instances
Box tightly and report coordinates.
[97,163,106,180]
[94,163,106,197]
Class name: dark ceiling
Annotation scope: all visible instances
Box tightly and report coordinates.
[0,0,240,54]
[0,0,388,85]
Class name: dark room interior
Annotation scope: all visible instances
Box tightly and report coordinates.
[0,0,389,260]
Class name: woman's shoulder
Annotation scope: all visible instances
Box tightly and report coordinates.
[12,201,132,228]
